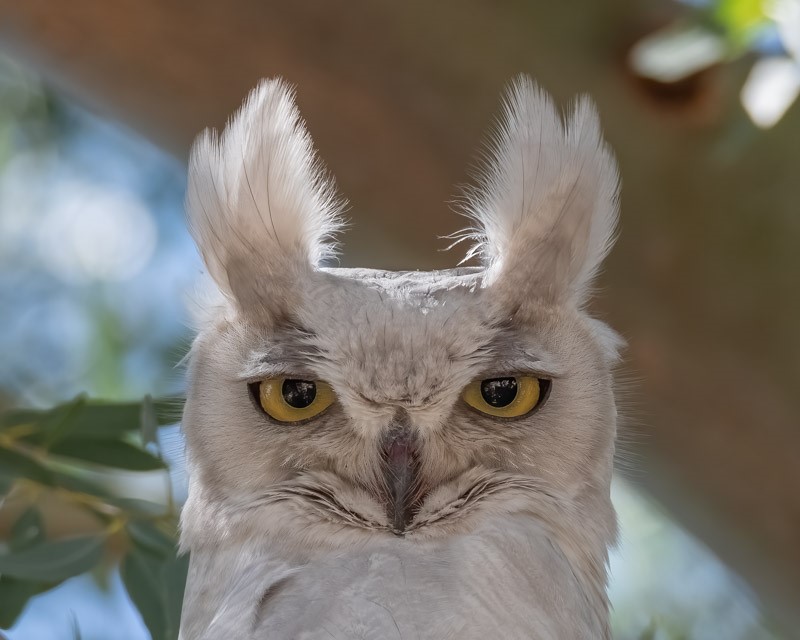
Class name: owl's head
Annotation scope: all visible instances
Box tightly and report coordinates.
[181,78,621,551]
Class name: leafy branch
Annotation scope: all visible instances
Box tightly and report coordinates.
[0,396,187,640]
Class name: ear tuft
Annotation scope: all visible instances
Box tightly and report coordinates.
[186,79,345,313]
[459,76,619,306]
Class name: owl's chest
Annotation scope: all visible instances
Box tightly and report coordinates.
[179,518,605,640]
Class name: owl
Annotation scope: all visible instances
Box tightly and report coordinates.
[178,76,621,640]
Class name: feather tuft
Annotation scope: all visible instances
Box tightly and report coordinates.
[458,76,620,305]
[186,78,346,311]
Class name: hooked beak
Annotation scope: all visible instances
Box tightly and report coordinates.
[381,427,420,534]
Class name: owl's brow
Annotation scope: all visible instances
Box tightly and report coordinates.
[473,338,564,378]
[237,360,320,381]
[473,360,562,380]
[237,331,323,380]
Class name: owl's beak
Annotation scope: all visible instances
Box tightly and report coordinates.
[382,427,419,534]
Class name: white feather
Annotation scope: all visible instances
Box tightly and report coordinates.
[186,78,345,308]
[460,76,620,304]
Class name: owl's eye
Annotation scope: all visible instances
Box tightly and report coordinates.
[250,378,336,423]
[462,376,549,418]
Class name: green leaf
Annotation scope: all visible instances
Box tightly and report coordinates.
[0,475,13,498]
[0,395,85,439]
[121,543,188,640]
[49,438,166,471]
[51,470,114,500]
[163,552,189,639]
[2,396,182,444]
[0,535,105,582]
[0,408,37,431]
[51,470,168,519]
[58,402,147,440]
[126,520,177,557]
[121,547,168,640]
[106,497,169,518]
[0,575,52,629]
[41,396,88,446]
[10,506,45,551]
[0,447,54,486]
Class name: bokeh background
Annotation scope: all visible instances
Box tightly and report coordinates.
[0,0,798,638]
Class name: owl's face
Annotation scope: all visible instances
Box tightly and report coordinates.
[181,78,620,549]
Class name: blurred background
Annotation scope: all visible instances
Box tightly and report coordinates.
[0,0,797,638]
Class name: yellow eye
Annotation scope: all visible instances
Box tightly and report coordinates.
[462,376,548,418]
[252,378,335,423]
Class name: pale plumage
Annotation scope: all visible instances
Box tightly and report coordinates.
[179,77,621,639]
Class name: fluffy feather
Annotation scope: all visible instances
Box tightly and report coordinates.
[183,513,606,639]
[186,79,345,314]
[459,76,619,306]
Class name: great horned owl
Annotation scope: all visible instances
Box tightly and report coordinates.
[178,76,621,640]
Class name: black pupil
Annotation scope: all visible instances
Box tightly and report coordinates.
[282,380,317,409]
[480,377,518,407]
